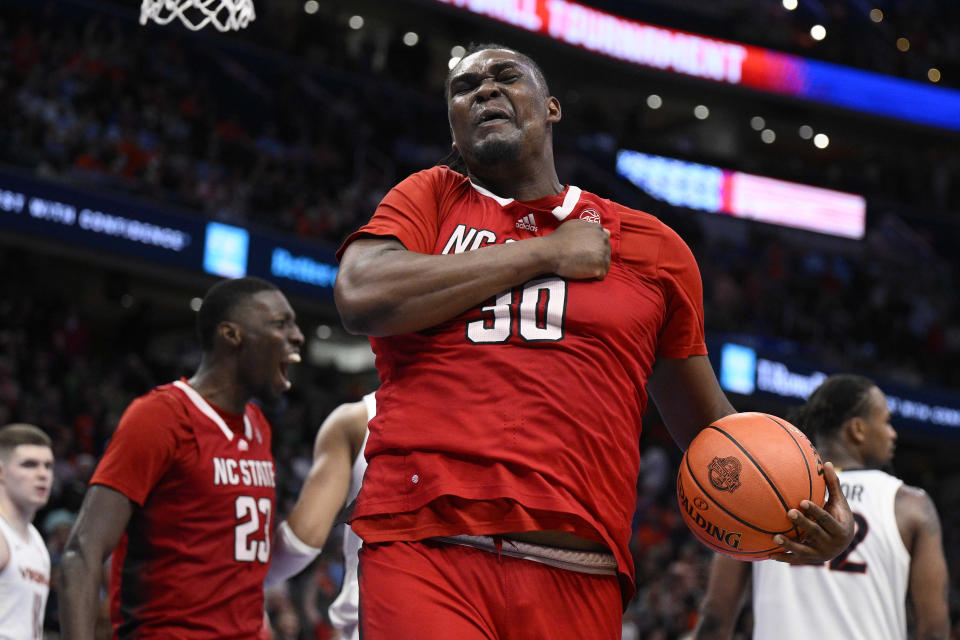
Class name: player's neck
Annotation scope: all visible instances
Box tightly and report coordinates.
[186,366,248,415]
[468,158,562,201]
[0,494,33,540]
[816,443,863,471]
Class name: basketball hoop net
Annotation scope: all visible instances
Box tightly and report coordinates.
[139,0,255,32]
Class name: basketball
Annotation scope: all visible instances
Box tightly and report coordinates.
[676,412,827,560]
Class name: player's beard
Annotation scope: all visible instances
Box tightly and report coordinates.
[470,135,522,166]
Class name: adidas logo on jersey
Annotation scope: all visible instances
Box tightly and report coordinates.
[515,213,538,232]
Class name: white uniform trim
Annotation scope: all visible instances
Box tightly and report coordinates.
[263,520,322,587]
[470,181,513,207]
[469,180,584,221]
[172,380,252,441]
[550,186,583,221]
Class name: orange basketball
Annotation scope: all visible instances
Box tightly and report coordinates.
[676,412,826,560]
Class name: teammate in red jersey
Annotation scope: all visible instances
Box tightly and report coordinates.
[334,44,857,639]
[59,277,304,640]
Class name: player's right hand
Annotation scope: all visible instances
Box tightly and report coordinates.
[768,461,856,564]
[545,219,611,280]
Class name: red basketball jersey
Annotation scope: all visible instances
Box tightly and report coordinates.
[90,380,275,639]
[337,166,706,601]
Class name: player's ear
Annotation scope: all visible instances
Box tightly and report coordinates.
[217,320,243,348]
[546,96,561,124]
[847,417,867,444]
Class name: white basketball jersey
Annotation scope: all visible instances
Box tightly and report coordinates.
[327,391,375,640]
[752,469,910,640]
[0,515,51,640]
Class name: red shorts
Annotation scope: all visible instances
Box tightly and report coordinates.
[357,539,622,640]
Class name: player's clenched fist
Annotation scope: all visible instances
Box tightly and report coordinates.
[542,219,611,280]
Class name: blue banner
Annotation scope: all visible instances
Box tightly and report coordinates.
[709,337,960,439]
[0,171,339,299]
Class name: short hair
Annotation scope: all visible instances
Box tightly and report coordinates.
[0,424,52,460]
[196,277,279,351]
[788,374,876,441]
[445,42,551,102]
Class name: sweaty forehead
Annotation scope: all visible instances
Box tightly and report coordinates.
[452,49,527,79]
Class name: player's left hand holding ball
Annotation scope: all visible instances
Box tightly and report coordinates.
[768,462,855,564]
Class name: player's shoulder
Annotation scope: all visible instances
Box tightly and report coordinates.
[895,482,936,508]
[614,200,689,247]
[323,400,369,438]
[116,383,192,436]
[126,383,190,419]
[594,195,697,273]
[399,164,469,191]
[314,400,369,457]
[895,482,941,534]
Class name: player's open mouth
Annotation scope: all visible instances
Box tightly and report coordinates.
[279,352,301,390]
[475,109,511,126]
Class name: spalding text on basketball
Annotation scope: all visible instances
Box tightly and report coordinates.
[678,476,743,549]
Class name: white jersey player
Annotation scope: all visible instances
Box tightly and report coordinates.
[752,468,909,639]
[0,424,54,640]
[267,391,375,640]
[692,375,950,640]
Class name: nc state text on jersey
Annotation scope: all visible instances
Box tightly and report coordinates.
[213,457,276,487]
[442,224,519,255]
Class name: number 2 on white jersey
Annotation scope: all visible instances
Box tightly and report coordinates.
[829,512,868,573]
[234,495,271,563]
[467,277,567,344]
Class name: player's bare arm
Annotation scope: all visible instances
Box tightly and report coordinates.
[335,219,610,336]
[647,355,736,449]
[60,485,134,640]
[691,554,750,640]
[288,401,367,546]
[767,461,855,564]
[897,485,950,640]
[266,401,367,585]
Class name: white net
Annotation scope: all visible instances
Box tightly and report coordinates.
[140,0,256,32]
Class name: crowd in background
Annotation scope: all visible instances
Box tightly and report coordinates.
[2,0,959,638]
[3,2,959,391]
[4,1,959,222]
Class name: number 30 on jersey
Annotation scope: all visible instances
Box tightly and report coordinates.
[467,277,567,344]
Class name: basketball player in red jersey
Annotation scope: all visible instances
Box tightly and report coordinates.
[334,44,856,639]
[59,277,304,639]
